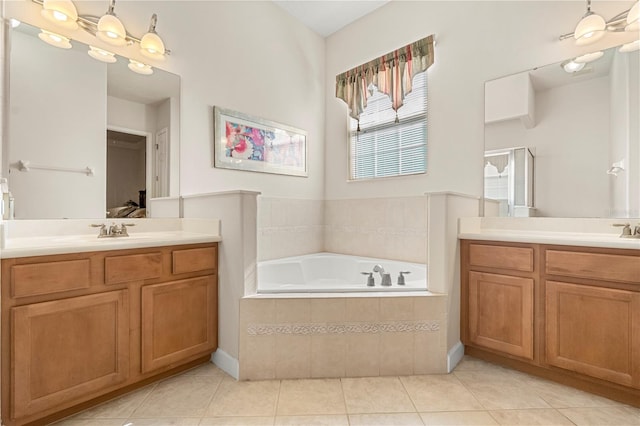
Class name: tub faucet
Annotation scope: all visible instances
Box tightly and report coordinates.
[373,264,385,280]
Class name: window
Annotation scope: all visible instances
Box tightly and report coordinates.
[349,71,427,180]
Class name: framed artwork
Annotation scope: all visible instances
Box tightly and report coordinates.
[213,107,307,177]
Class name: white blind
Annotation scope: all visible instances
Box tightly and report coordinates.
[349,72,428,180]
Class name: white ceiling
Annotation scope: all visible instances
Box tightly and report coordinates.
[273,1,390,37]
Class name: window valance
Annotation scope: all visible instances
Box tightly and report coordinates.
[335,35,435,125]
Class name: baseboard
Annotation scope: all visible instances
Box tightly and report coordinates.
[447,341,464,372]
[212,349,239,379]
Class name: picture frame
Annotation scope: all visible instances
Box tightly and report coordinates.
[213,106,308,177]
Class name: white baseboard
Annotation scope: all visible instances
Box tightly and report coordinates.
[447,341,464,373]
[212,349,239,379]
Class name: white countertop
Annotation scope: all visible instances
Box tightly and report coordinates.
[0,218,222,258]
[458,217,640,250]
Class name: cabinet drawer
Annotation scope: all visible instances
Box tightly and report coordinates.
[172,246,217,275]
[469,244,534,272]
[546,250,640,284]
[105,252,162,284]
[10,259,91,298]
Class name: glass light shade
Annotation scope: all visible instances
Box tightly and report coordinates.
[563,60,586,73]
[140,32,166,60]
[619,39,640,52]
[41,0,78,30]
[626,1,639,32]
[38,30,72,49]
[128,59,153,75]
[574,51,604,63]
[10,19,21,28]
[97,14,127,46]
[574,13,606,45]
[88,46,117,63]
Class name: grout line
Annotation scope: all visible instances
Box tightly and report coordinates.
[272,379,282,422]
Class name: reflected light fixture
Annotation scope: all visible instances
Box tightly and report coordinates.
[88,45,117,63]
[38,29,72,49]
[574,0,606,45]
[619,39,640,52]
[10,18,21,28]
[128,59,153,75]
[562,60,586,73]
[41,0,78,30]
[140,14,165,60]
[574,50,604,63]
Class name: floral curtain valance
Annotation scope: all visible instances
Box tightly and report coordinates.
[335,35,435,125]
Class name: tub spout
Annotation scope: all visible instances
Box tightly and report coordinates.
[381,273,392,286]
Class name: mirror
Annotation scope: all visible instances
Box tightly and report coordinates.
[5,22,180,219]
[484,47,639,218]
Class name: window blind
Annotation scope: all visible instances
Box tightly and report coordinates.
[349,72,427,180]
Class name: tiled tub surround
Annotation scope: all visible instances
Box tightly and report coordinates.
[257,197,324,261]
[325,196,428,264]
[239,295,447,380]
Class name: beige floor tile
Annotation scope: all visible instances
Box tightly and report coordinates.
[70,384,156,419]
[277,379,346,416]
[400,375,484,412]
[341,377,415,414]
[53,419,126,426]
[489,409,575,425]
[349,412,425,425]
[124,419,201,426]
[558,406,640,425]
[454,371,550,410]
[183,362,227,377]
[453,356,500,372]
[420,411,498,426]
[206,378,281,417]
[275,415,349,425]
[200,417,275,425]
[132,375,223,418]
[521,375,622,408]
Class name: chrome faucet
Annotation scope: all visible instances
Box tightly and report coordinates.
[373,264,385,280]
[613,223,638,238]
[91,222,135,238]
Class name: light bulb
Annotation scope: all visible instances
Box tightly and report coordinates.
[140,32,166,60]
[41,0,78,30]
[38,29,72,49]
[563,60,585,73]
[128,59,153,75]
[10,19,21,28]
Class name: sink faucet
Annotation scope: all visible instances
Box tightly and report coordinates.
[91,222,135,238]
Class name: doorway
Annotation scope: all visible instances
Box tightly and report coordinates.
[106,129,148,218]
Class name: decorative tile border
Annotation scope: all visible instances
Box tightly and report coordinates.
[247,320,440,336]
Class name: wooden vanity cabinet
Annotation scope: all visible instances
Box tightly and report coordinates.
[1,242,218,426]
[461,240,640,407]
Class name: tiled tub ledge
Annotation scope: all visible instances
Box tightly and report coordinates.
[239,294,448,380]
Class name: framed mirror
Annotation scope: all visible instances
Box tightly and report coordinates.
[483,46,639,218]
[4,21,180,219]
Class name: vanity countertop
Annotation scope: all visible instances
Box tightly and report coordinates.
[0,218,222,258]
[458,217,640,250]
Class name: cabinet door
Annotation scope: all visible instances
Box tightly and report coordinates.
[546,281,640,388]
[468,271,534,359]
[141,276,217,373]
[11,290,129,419]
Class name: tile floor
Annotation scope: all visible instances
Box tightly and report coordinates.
[54,356,640,426]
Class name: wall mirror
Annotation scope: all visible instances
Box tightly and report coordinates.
[484,46,639,218]
[4,21,180,219]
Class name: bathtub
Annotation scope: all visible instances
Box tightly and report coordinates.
[257,252,427,293]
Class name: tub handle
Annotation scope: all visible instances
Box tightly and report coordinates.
[398,271,411,286]
[361,272,375,287]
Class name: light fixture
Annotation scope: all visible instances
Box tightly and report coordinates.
[10,19,21,28]
[41,0,78,30]
[96,0,127,46]
[574,50,604,63]
[574,0,606,45]
[38,29,72,49]
[626,1,639,32]
[560,1,639,46]
[128,59,153,75]
[619,39,640,52]
[88,45,117,63]
[562,60,586,73]
[140,14,166,60]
